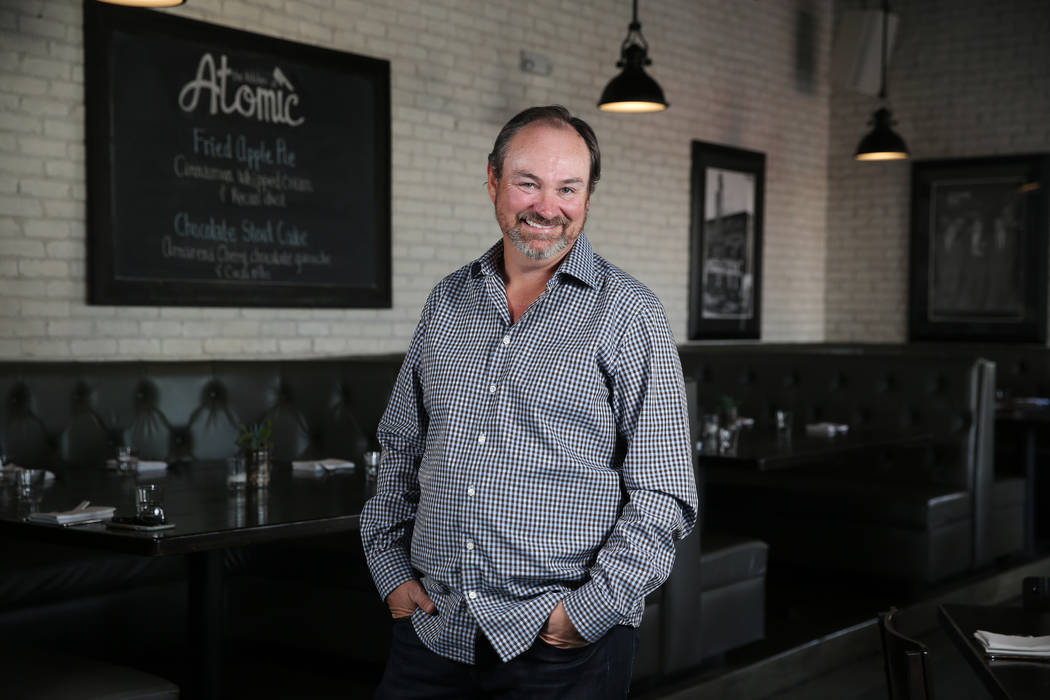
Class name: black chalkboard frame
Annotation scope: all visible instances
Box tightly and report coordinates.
[85,2,391,308]
[908,154,1049,343]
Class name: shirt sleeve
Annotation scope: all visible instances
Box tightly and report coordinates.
[359,293,433,601]
[561,302,698,642]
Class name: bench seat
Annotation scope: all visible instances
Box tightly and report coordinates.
[0,646,179,700]
[699,533,767,658]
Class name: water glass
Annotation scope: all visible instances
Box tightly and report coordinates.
[16,468,46,500]
[135,483,165,523]
[718,426,740,456]
[225,456,246,490]
[362,451,381,481]
[701,414,720,454]
[116,445,138,473]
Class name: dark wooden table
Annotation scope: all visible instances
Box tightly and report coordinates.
[939,603,1050,700]
[996,398,1050,554]
[696,427,932,471]
[0,461,373,700]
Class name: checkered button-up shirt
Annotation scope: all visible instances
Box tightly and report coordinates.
[360,233,697,664]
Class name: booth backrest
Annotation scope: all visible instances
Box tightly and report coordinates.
[0,357,404,470]
[732,342,1050,400]
[1,346,999,487]
[677,344,994,491]
[677,343,1006,568]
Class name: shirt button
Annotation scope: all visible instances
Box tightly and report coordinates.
[489,383,497,393]
[502,335,510,345]
[477,433,486,444]
[465,540,474,551]
[467,487,476,496]
[468,591,478,600]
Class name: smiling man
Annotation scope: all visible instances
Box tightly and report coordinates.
[361,105,697,699]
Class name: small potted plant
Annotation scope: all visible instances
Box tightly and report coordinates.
[718,395,739,427]
[237,420,273,488]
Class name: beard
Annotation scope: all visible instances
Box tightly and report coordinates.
[505,212,585,261]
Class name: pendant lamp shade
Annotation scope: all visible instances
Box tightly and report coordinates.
[598,0,668,113]
[94,0,185,7]
[855,107,909,161]
[855,0,908,161]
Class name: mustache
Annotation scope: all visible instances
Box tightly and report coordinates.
[518,213,569,227]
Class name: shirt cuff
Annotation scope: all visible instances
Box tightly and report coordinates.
[367,546,416,601]
[560,580,626,643]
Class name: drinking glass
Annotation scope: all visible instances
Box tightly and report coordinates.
[16,468,46,500]
[116,445,138,473]
[362,451,381,481]
[225,456,246,490]
[135,483,165,523]
[718,426,740,456]
[701,414,720,455]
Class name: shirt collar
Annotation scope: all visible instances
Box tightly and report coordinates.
[471,233,597,289]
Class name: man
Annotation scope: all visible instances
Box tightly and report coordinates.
[360,105,697,699]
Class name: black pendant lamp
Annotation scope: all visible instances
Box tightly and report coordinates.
[95,0,185,6]
[598,0,668,113]
[855,0,908,161]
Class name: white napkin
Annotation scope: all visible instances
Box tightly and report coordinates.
[291,458,356,475]
[135,460,168,473]
[805,422,850,437]
[974,630,1050,658]
[26,505,115,526]
[105,459,167,473]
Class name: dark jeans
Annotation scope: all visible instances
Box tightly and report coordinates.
[375,618,640,699]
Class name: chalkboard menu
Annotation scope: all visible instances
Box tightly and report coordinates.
[85,2,390,307]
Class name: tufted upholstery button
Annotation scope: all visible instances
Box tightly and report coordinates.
[11,383,29,406]
[203,381,227,403]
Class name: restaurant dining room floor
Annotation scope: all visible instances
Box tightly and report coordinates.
[222,548,1050,699]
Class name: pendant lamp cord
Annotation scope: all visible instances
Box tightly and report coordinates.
[879,0,889,101]
[619,0,650,60]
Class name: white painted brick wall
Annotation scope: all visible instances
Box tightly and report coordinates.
[826,0,1050,342]
[1,0,832,360]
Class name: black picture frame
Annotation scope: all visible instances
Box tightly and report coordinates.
[909,155,1049,343]
[689,141,765,340]
[85,2,391,307]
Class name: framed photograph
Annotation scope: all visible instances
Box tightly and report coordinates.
[909,155,1049,342]
[85,2,391,307]
[689,141,765,340]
